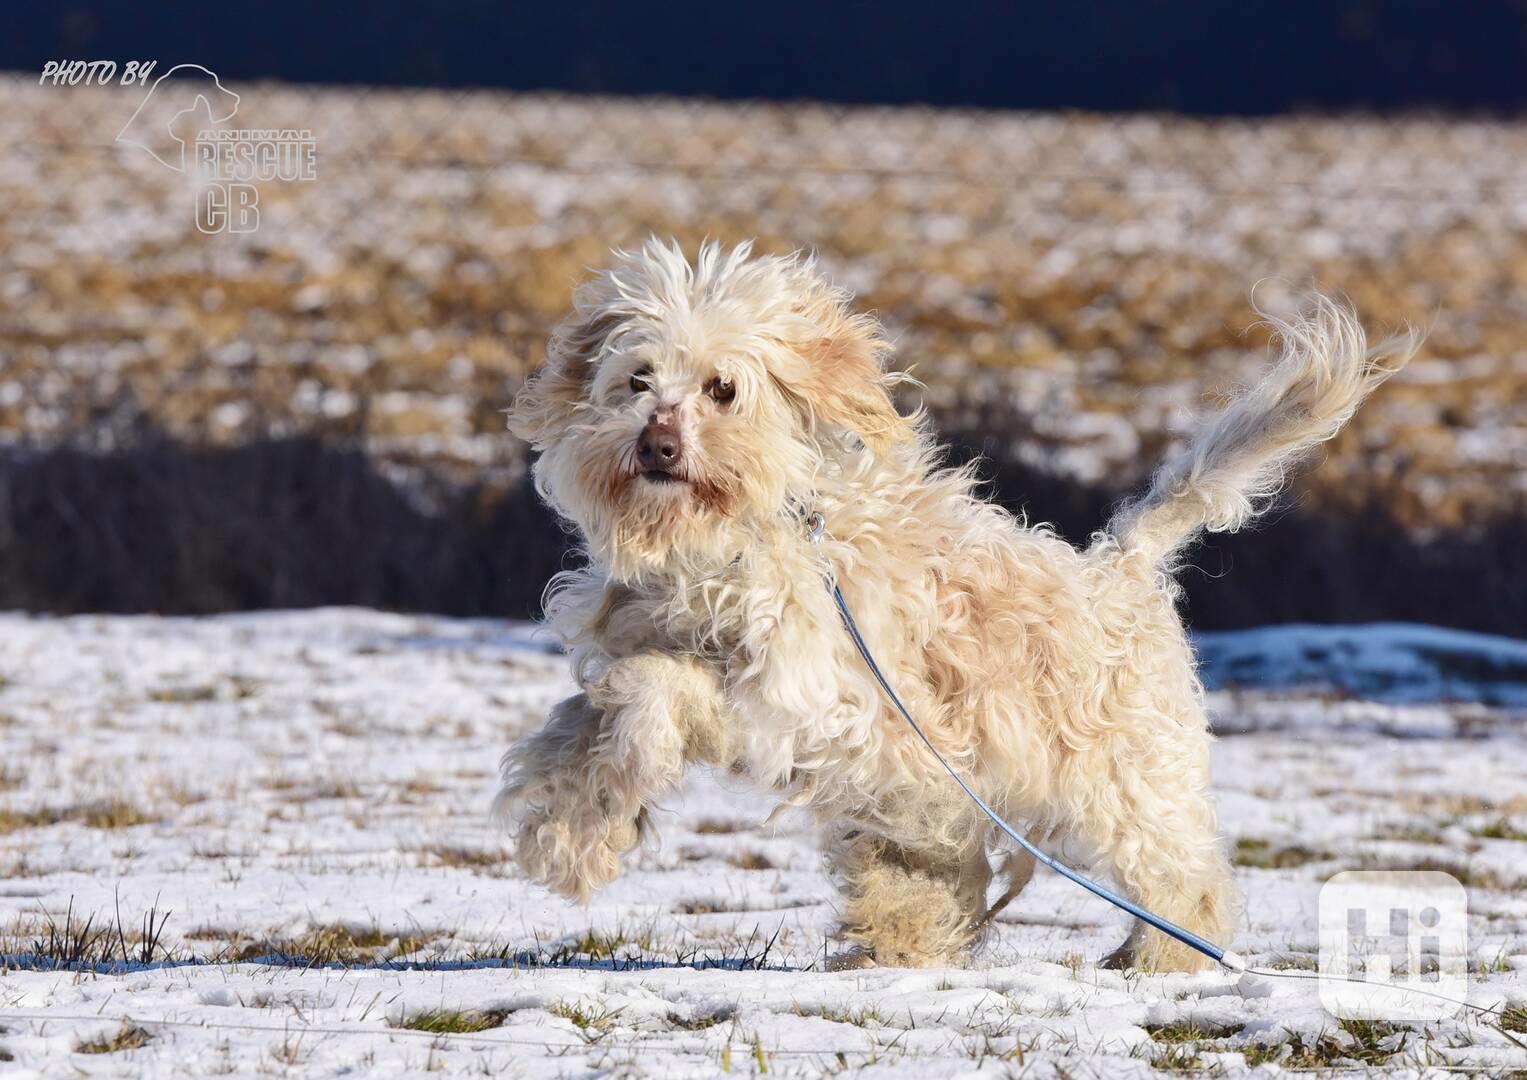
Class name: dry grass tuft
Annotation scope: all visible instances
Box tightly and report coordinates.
[1280,1018,1408,1069]
[212,923,430,966]
[728,850,776,871]
[419,844,507,870]
[75,1024,152,1054]
[550,1001,623,1031]
[77,801,158,830]
[1146,1019,1244,1043]
[391,1009,507,1034]
[1473,819,1527,843]
[1358,855,1508,890]
[2,895,176,968]
[693,819,749,834]
[149,685,217,704]
[0,800,156,833]
[1233,837,1332,869]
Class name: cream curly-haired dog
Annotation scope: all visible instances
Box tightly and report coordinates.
[494,239,1414,971]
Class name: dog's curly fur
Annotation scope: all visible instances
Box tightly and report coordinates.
[494,239,1417,970]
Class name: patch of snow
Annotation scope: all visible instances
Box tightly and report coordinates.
[0,609,1521,1076]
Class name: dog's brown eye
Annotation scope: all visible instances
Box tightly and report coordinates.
[707,377,736,405]
[629,368,652,394]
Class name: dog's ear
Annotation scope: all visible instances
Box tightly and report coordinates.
[796,312,912,455]
[507,308,620,447]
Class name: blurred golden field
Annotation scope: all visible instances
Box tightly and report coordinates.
[3,76,1525,531]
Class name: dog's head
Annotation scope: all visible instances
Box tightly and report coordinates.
[510,239,912,578]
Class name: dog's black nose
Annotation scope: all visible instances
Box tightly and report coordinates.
[637,412,683,472]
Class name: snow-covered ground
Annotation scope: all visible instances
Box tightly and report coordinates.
[0,609,1524,1077]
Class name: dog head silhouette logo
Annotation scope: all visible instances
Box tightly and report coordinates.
[116,63,240,173]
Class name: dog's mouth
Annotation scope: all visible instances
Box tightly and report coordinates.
[639,470,688,486]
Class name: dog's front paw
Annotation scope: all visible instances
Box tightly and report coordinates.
[492,692,645,900]
[493,768,643,902]
[509,803,639,902]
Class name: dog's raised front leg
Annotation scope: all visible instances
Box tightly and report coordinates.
[493,653,727,900]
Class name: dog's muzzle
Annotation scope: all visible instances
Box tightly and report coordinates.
[636,409,684,482]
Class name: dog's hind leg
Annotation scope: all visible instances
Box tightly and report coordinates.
[977,847,1037,930]
[494,653,726,901]
[828,828,993,968]
[1075,755,1234,973]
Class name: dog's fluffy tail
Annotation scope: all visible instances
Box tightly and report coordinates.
[1108,295,1419,566]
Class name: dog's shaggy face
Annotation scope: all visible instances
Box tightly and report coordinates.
[509,241,909,578]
